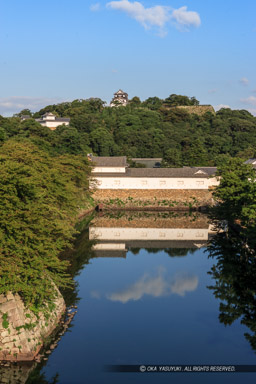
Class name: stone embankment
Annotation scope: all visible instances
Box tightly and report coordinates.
[93,189,215,210]
[91,212,210,229]
[0,291,65,361]
[171,105,215,115]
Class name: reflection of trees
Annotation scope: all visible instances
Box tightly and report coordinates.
[25,223,96,383]
[129,247,197,257]
[129,247,140,255]
[59,226,96,307]
[144,248,196,257]
[207,224,256,353]
[26,368,59,384]
[166,248,197,257]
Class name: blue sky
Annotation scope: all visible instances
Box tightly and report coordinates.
[0,0,256,115]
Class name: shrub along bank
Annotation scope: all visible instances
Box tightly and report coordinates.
[0,139,92,312]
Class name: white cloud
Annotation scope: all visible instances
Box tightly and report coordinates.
[241,96,256,106]
[214,104,230,111]
[247,108,256,116]
[0,96,63,116]
[239,77,249,86]
[171,6,201,29]
[107,1,171,30]
[90,3,101,11]
[107,268,198,303]
[106,1,201,36]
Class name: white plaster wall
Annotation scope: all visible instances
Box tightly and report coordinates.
[40,121,69,129]
[91,167,126,173]
[91,177,219,190]
[89,227,210,241]
[43,115,55,121]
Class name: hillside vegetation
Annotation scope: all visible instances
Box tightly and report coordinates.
[3,93,255,168]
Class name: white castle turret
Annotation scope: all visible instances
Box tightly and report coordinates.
[110,89,129,107]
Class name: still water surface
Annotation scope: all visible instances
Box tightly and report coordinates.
[9,213,256,383]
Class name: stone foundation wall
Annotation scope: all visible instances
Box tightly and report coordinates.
[0,291,65,361]
[93,189,214,208]
[91,212,209,229]
[174,105,215,115]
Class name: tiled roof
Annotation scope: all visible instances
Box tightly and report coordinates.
[245,159,256,164]
[53,118,70,122]
[35,118,70,122]
[115,89,128,95]
[192,167,217,176]
[42,112,55,117]
[93,167,216,178]
[91,156,127,167]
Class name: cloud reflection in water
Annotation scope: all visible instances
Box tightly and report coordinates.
[105,267,198,303]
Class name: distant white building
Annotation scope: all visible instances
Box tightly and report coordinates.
[110,89,129,107]
[35,113,70,130]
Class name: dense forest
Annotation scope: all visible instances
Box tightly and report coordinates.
[1,94,255,167]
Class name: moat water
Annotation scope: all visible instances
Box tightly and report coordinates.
[1,212,256,384]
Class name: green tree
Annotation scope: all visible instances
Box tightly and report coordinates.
[213,158,256,226]
[142,96,163,110]
[0,139,91,309]
[185,139,208,166]
[15,109,33,117]
[164,94,199,107]
[162,148,182,167]
[129,96,141,107]
[90,127,115,156]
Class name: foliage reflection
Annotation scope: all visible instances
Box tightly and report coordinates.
[207,222,256,352]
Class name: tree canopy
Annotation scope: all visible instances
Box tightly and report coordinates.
[1,95,255,166]
[0,138,91,310]
[212,158,256,228]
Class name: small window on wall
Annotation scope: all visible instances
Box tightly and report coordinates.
[141,180,148,186]
[196,181,204,186]
[160,180,166,186]
[177,180,184,186]
[114,180,120,186]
